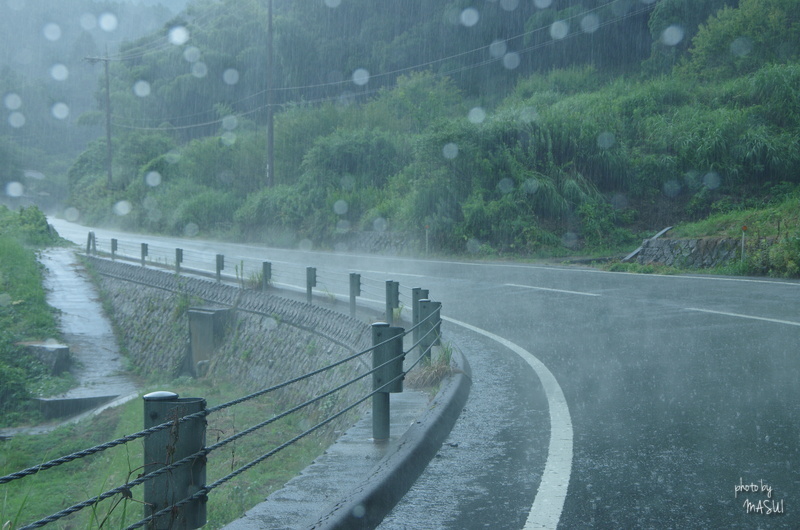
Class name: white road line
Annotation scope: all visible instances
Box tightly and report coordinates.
[505,283,600,297]
[685,308,800,327]
[442,316,573,530]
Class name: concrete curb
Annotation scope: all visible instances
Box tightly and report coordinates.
[311,349,473,530]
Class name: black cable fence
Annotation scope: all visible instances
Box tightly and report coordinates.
[1,234,445,529]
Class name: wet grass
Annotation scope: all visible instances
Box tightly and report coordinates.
[0,236,72,427]
[0,379,341,529]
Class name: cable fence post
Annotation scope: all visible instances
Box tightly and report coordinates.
[141,243,148,267]
[433,300,442,345]
[418,299,435,361]
[262,261,272,291]
[306,267,316,304]
[216,254,224,283]
[86,232,94,255]
[371,323,404,442]
[143,391,207,529]
[175,248,183,274]
[411,287,422,347]
[385,280,399,325]
[111,238,117,261]
[350,273,361,318]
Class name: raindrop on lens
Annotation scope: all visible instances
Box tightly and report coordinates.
[8,112,25,128]
[662,180,681,198]
[145,171,161,187]
[500,0,519,11]
[113,200,132,216]
[299,239,313,251]
[336,220,350,232]
[223,69,239,85]
[64,207,80,222]
[442,143,459,159]
[661,25,684,46]
[373,217,388,232]
[489,40,507,59]
[352,68,369,86]
[184,223,199,237]
[169,26,190,45]
[222,115,238,130]
[467,239,481,253]
[5,181,23,197]
[183,46,201,62]
[581,14,600,34]
[221,132,236,145]
[43,23,61,41]
[497,178,514,194]
[165,150,181,163]
[324,0,341,7]
[80,13,97,30]
[192,62,208,78]
[597,132,615,149]
[730,37,752,57]
[523,178,540,194]
[460,8,479,27]
[333,200,348,215]
[503,52,520,70]
[4,93,22,110]
[133,80,151,97]
[217,171,234,185]
[340,175,355,191]
[550,21,569,40]
[468,107,486,124]
[519,107,539,123]
[562,232,578,249]
[610,193,628,209]
[703,172,721,190]
[50,64,68,81]
[98,13,118,32]
[534,0,552,8]
[51,103,69,120]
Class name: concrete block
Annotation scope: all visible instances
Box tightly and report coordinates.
[19,341,71,375]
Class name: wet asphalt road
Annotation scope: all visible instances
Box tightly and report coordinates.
[50,219,800,528]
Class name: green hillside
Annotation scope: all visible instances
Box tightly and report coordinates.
[6,0,799,273]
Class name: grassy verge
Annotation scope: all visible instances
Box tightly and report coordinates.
[0,208,74,426]
[1,378,339,529]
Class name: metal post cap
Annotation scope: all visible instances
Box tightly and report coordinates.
[143,391,179,401]
[372,322,389,327]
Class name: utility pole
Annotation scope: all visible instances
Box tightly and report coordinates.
[86,47,113,189]
[266,0,274,187]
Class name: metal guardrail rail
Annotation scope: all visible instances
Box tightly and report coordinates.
[0,232,444,529]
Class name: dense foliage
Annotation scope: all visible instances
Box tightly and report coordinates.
[53,0,800,263]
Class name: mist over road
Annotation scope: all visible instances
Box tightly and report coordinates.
[51,218,799,528]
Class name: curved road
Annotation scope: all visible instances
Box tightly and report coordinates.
[51,219,799,528]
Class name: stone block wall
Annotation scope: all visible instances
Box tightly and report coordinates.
[86,257,372,422]
[637,238,740,268]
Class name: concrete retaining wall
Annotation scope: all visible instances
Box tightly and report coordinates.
[637,238,740,268]
[86,257,372,422]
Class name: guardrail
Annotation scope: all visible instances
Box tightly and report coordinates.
[86,231,412,320]
[0,232,444,529]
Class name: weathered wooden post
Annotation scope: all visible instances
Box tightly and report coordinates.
[143,391,206,529]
